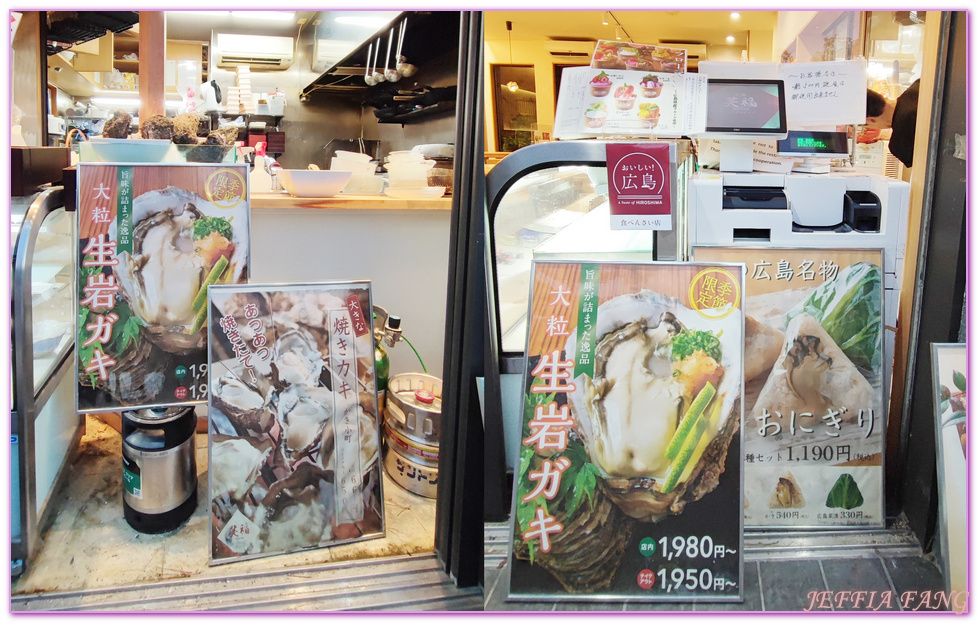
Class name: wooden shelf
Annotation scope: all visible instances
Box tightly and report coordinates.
[251,192,451,211]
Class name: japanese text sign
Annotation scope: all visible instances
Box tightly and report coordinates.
[207,282,385,564]
[606,143,673,231]
[75,163,251,414]
[509,261,745,602]
[694,247,885,529]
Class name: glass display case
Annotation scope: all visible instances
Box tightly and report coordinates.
[11,187,83,577]
[487,140,694,356]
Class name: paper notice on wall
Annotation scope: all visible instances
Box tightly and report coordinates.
[780,60,867,126]
[553,66,707,139]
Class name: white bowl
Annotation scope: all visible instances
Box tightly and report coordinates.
[85,138,173,163]
[277,169,352,198]
[330,157,376,177]
[334,150,372,162]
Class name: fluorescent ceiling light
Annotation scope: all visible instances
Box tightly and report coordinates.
[334,15,392,28]
[171,11,293,21]
[230,11,294,22]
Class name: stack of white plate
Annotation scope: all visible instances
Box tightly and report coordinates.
[384,151,445,199]
[332,150,383,195]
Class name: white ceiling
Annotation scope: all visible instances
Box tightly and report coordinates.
[484,10,779,49]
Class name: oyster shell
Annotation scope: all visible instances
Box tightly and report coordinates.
[276,385,334,466]
[271,327,326,388]
[111,187,248,355]
[211,436,272,503]
[513,482,635,593]
[253,462,334,553]
[79,332,169,405]
[565,289,742,522]
[211,373,272,434]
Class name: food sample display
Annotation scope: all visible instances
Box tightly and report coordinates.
[510,261,744,601]
[694,247,886,528]
[207,283,385,563]
[76,163,250,413]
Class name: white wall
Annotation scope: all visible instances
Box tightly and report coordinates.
[774,11,817,59]
[249,208,452,380]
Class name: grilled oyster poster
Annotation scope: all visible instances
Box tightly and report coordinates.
[694,247,885,528]
[75,163,250,413]
[207,283,384,563]
[509,261,744,600]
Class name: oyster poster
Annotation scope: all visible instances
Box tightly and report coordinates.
[509,261,744,601]
[207,283,385,563]
[694,247,885,529]
[76,163,250,413]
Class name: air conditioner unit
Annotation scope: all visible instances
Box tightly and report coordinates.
[544,38,597,58]
[216,33,294,69]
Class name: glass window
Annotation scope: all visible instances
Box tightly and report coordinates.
[492,165,654,353]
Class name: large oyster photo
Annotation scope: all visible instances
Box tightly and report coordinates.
[111,186,249,355]
[207,283,385,563]
[565,290,743,523]
[510,262,745,600]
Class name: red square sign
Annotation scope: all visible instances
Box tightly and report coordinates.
[606,143,672,230]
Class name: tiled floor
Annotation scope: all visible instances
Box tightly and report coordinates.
[484,523,949,612]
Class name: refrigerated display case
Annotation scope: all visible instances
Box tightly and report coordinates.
[11,186,84,577]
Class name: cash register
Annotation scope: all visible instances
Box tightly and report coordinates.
[688,75,910,393]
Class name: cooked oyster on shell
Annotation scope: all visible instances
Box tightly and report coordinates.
[566,289,743,522]
[211,436,272,503]
[271,327,326,388]
[276,385,334,466]
[253,462,334,553]
[211,373,273,434]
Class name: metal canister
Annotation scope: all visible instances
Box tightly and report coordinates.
[385,373,442,445]
[122,406,198,534]
[383,373,442,497]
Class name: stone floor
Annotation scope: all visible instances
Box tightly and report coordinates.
[12,416,481,611]
[484,523,952,612]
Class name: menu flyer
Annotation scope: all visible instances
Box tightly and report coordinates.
[207,282,385,563]
[590,40,688,73]
[509,261,744,602]
[930,342,966,610]
[75,163,251,413]
[693,247,886,529]
[553,66,707,139]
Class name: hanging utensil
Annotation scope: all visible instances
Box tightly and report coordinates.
[364,42,376,85]
[397,19,417,78]
[384,27,399,82]
[389,20,405,82]
[371,38,386,84]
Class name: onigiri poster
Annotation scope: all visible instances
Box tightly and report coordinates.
[694,247,886,529]
[207,282,385,563]
[508,261,744,602]
[75,163,251,413]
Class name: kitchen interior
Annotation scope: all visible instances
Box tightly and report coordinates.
[12,10,481,610]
